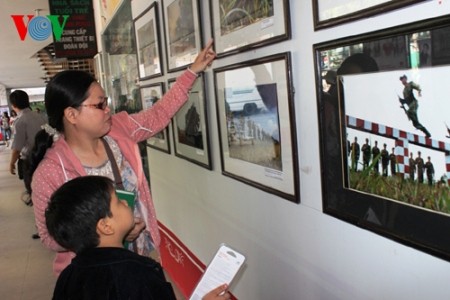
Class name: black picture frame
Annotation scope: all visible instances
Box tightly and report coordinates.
[209,0,291,58]
[140,82,171,153]
[315,15,450,261]
[313,0,426,30]
[162,0,203,72]
[169,74,212,169]
[133,2,163,80]
[214,52,299,203]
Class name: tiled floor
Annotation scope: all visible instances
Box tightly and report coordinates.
[0,143,56,299]
[0,142,186,299]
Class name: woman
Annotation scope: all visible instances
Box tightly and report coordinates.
[29,40,215,275]
[1,111,11,145]
[9,110,18,134]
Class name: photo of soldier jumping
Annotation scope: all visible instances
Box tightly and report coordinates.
[398,74,431,138]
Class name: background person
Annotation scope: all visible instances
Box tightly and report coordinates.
[28,40,216,275]
[1,111,11,146]
[381,143,390,177]
[9,110,18,140]
[361,138,371,170]
[351,136,360,171]
[415,151,425,183]
[8,90,47,205]
[409,152,416,181]
[372,140,380,174]
[389,147,397,176]
[424,156,434,186]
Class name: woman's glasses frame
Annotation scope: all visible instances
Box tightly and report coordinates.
[79,97,109,110]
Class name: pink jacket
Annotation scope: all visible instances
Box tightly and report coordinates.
[32,70,197,275]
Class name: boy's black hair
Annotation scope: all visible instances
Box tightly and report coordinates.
[9,90,30,109]
[45,176,115,254]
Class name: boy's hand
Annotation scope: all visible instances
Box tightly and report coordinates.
[125,218,146,241]
[202,284,230,300]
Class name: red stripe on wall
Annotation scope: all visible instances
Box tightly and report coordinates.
[158,221,205,298]
[158,221,237,300]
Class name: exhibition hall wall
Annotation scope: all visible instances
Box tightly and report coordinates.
[100,1,450,299]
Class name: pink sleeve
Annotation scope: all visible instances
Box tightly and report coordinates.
[111,70,198,142]
[32,163,67,252]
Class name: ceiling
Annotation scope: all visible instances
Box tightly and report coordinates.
[1,1,53,89]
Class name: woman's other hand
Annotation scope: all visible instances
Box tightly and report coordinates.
[125,218,146,241]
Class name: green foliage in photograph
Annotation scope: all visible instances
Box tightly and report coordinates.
[349,164,450,215]
[219,0,274,34]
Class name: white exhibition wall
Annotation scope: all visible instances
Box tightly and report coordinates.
[130,1,450,299]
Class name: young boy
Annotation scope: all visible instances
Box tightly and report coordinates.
[46,176,230,300]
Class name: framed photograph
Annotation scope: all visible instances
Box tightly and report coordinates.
[431,26,450,66]
[209,0,291,58]
[162,0,202,72]
[214,52,299,203]
[170,75,212,169]
[313,0,425,30]
[315,15,450,261]
[133,2,163,79]
[140,83,170,153]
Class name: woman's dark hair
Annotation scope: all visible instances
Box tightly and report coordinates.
[45,176,114,253]
[45,70,97,132]
[26,130,54,191]
[28,70,97,186]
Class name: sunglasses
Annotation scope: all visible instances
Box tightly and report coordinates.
[79,98,109,110]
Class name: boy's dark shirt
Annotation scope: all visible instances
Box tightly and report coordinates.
[53,247,176,300]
